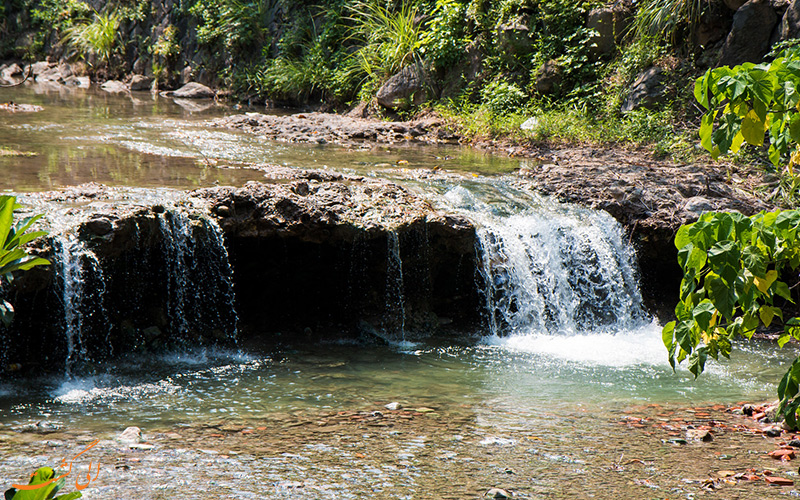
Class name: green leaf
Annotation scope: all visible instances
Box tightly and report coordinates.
[708,276,735,320]
[688,347,708,378]
[759,304,775,327]
[741,108,767,146]
[693,300,716,331]
[754,269,778,294]
[675,320,694,355]
[775,280,793,302]
[694,71,711,110]
[699,112,714,153]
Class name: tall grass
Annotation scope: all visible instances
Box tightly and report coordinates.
[347,1,426,93]
[632,0,710,44]
[62,11,120,65]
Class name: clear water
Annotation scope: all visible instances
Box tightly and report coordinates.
[1,85,797,498]
[0,85,519,193]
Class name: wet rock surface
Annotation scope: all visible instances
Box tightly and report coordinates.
[214,112,459,146]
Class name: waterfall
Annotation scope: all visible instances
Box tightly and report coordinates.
[54,234,106,374]
[384,231,406,337]
[443,184,647,336]
[157,210,238,341]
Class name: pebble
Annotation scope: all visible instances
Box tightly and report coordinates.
[385,402,402,410]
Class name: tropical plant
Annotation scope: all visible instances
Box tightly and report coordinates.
[62,11,121,66]
[694,47,800,206]
[662,209,800,426]
[0,195,50,326]
[4,466,82,500]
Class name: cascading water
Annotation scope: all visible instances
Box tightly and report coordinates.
[384,231,406,338]
[442,183,648,337]
[54,233,106,374]
[157,209,239,341]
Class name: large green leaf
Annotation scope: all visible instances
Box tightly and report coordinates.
[741,108,767,146]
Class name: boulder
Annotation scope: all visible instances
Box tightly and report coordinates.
[587,4,634,56]
[534,60,563,94]
[779,0,800,40]
[694,1,735,47]
[162,82,215,99]
[376,65,427,109]
[130,74,154,91]
[117,426,144,444]
[724,0,748,9]
[101,80,129,94]
[718,0,779,66]
[497,17,532,54]
[621,67,667,112]
[1,63,22,80]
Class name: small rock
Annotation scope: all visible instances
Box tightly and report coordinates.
[117,426,144,444]
[63,76,90,88]
[768,448,795,460]
[765,475,794,486]
[683,196,716,216]
[764,425,783,437]
[214,204,231,217]
[686,429,714,442]
[385,402,402,410]
[788,439,800,447]
[742,404,756,416]
[83,218,113,236]
[485,487,513,498]
[520,117,539,131]
[128,443,154,450]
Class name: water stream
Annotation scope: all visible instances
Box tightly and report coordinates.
[0,85,797,498]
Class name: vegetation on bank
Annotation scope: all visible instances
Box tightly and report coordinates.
[0,1,720,158]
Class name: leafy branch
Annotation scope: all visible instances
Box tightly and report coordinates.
[663,209,800,426]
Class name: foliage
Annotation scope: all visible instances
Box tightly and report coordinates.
[481,80,526,115]
[0,196,50,327]
[420,0,471,71]
[4,466,81,500]
[633,0,710,45]
[151,24,180,60]
[189,0,279,56]
[62,11,121,65]
[695,48,800,205]
[662,209,800,425]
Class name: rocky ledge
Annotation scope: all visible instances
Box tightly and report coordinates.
[3,174,482,372]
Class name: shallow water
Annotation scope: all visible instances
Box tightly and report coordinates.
[0,334,795,498]
[0,85,519,193]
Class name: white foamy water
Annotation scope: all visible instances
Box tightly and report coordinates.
[482,320,666,368]
[54,379,180,404]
